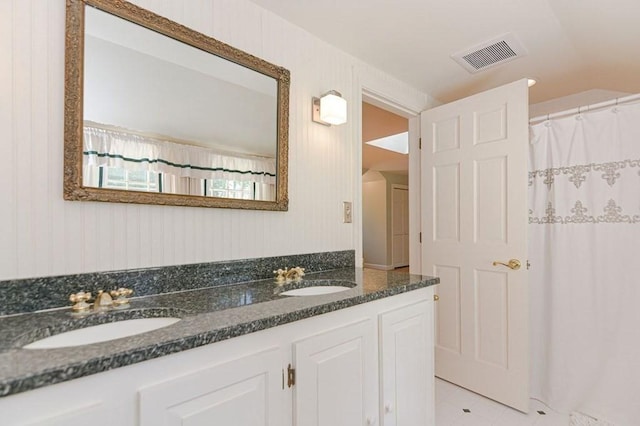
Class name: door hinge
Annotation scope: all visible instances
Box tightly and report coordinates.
[419,232,422,243]
[419,138,422,150]
[526,260,531,270]
[287,364,295,388]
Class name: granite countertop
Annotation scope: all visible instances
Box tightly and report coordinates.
[0,267,438,398]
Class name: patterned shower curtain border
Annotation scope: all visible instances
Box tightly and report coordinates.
[529,199,640,224]
[528,158,640,189]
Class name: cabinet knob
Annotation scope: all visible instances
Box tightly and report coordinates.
[433,294,439,301]
[384,403,394,413]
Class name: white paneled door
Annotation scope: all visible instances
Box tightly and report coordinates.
[392,185,410,268]
[421,80,529,411]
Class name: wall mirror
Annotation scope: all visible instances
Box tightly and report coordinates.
[64,0,290,210]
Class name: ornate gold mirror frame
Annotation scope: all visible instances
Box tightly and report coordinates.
[64,0,289,210]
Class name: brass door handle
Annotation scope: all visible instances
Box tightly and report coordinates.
[492,259,521,270]
[433,294,439,301]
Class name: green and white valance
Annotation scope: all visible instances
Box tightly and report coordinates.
[83,125,276,184]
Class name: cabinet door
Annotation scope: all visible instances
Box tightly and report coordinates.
[138,347,283,426]
[0,372,125,426]
[2,401,108,426]
[379,300,434,426]
[293,319,377,426]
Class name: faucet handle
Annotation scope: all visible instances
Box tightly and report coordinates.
[273,268,287,283]
[110,287,133,307]
[69,291,92,313]
[290,266,305,281]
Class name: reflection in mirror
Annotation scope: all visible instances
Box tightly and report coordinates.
[64,0,289,210]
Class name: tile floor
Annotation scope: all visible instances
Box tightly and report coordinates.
[436,378,570,425]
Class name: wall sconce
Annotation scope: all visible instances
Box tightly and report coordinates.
[312,90,347,126]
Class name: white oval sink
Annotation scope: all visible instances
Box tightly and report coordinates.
[279,285,351,296]
[23,317,181,349]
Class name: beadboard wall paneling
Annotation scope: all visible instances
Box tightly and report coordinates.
[0,0,15,279]
[0,0,431,280]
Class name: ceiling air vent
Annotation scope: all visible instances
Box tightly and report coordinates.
[451,33,527,74]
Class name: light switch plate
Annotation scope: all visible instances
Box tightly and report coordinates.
[343,201,352,223]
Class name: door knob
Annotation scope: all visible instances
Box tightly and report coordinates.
[492,259,521,270]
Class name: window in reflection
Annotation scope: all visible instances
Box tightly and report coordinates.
[101,168,160,192]
[82,124,276,201]
[88,165,275,201]
[207,179,253,200]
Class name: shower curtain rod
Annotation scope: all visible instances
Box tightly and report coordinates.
[529,93,640,124]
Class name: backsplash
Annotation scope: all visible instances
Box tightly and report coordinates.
[0,250,355,316]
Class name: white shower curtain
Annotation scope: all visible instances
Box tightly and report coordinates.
[529,102,640,425]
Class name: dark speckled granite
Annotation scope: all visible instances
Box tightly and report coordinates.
[0,250,354,316]
[0,266,438,398]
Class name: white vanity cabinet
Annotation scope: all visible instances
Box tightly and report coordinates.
[290,289,435,426]
[289,287,435,426]
[1,287,434,426]
[379,300,434,426]
[0,364,135,426]
[138,347,284,426]
[293,319,377,426]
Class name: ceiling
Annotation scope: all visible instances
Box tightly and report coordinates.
[250,0,640,104]
[362,102,408,175]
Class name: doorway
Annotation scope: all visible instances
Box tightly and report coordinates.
[361,100,413,271]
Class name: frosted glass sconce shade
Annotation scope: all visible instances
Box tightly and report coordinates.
[312,90,347,126]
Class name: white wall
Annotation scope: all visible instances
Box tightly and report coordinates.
[362,171,409,269]
[529,89,632,118]
[0,0,432,280]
